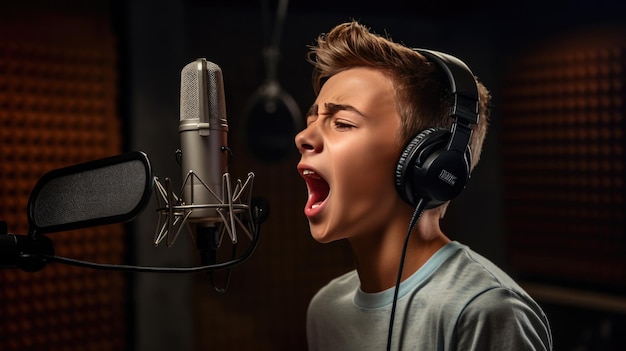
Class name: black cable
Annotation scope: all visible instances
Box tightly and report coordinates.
[42,221,261,274]
[386,198,427,351]
[208,240,238,293]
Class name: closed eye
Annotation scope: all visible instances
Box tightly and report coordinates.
[333,119,356,130]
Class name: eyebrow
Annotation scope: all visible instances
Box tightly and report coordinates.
[306,102,366,118]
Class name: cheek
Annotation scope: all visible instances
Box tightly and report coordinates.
[335,141,400,199]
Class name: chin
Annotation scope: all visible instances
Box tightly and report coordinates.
[310,232,336,244]
[309,225,342,244]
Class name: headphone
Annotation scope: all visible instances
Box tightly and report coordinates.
[395,49,480,209]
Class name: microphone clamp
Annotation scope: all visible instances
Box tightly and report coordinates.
[153,171,256,248]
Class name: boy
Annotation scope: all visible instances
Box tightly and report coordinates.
[295,21,552,350]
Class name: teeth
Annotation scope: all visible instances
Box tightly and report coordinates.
[303,169,322,180]
[312,202,321,209]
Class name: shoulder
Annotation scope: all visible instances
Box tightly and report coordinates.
[461,287,548,324]
[454,287,553,350]
[444,246,554,351]
[415,244,552,349]
[420,243,526,304]
[432,243,539,307]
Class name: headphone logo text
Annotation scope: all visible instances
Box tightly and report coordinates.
[439,169,457,186]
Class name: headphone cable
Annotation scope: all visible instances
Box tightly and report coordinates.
[386,198,427,351]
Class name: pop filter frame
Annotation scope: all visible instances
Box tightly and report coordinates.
[27,151,153,236]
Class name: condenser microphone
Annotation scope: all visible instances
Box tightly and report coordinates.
[178,58,231,267]
[151,58,260,289]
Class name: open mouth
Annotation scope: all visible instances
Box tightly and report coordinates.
[301,169,330,213]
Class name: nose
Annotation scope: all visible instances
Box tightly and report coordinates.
[295,123,319,154]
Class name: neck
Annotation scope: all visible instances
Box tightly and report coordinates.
[349,208,450,293]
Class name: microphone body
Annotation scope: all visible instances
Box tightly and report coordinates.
[179,59,229,224]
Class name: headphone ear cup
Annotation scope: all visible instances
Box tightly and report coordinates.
[395,128,441,207]
[395,128,470,209]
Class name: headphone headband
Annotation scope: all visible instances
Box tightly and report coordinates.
[413,49,479,125]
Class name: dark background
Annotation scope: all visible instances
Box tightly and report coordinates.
[1,0,625,350]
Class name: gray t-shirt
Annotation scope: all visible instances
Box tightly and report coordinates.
[307,241,553,350]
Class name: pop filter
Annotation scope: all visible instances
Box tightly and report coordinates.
[27,151,152,235]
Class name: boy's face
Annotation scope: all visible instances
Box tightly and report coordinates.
[295,67,405,243]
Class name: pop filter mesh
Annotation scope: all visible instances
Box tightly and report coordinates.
[31,158,149,230]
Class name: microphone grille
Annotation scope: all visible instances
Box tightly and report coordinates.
[180,59,226,122]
